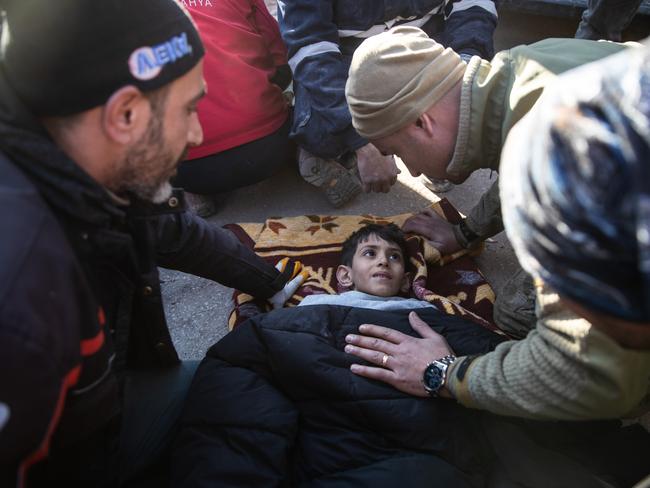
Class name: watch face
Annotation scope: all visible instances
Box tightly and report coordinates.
[423,363,444,393]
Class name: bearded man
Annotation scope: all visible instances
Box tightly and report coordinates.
[0,1,299,485]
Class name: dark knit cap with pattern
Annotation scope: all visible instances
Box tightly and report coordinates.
[0,0,204,116]
[500,45,650,322]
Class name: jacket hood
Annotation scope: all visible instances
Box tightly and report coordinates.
[446,55,506,180]
[446,38,631,181]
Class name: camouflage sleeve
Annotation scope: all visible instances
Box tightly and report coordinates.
[453,177,503,248]
[466,176,503,239]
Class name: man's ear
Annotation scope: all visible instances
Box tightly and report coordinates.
[412,112,435,140]
[336,265,355,288]
[101,85,151,145]
[400,272,412,294]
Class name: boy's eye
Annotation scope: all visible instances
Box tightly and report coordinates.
[389,253,402,261]
[362,249,375,257]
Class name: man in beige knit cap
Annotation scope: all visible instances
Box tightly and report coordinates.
[345,25,627,338]
[343,26,650,421]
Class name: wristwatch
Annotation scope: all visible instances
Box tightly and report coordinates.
[422,355,457,397]
[455,219,481,248]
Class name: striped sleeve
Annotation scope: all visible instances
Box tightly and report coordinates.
[277,0,367,156]
[442,0,497,59]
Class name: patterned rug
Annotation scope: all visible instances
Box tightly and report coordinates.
[225,199,506,337]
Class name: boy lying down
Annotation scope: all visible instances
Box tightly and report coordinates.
[171,224,648,487]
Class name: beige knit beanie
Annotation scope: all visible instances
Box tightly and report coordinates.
[346,26,466,140]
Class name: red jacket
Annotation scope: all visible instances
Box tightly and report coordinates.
[186,0,289,159]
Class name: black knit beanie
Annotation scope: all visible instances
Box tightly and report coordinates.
[0,0,205,116]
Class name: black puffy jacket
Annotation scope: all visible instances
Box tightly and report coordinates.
[172,305,650,487]
[172,305,506,487]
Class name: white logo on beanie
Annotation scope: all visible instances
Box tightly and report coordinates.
[128,32,193,81]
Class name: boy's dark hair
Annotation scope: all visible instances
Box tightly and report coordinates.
[340,223,410,268]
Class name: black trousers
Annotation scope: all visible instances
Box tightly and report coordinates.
[174,115,294,195]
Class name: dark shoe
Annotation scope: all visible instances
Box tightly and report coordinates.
[323,170,363,208]
[298,149,361,207]
[421,176,454,193]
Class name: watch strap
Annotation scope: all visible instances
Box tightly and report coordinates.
[453,220,481,249]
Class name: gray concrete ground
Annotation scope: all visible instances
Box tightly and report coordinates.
[162,10,650,360]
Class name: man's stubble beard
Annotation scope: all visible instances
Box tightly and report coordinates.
[116,101,187,204]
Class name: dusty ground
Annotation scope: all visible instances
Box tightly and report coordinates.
[162,9,650,360]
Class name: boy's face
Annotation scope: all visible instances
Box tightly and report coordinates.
[337,234,410,297]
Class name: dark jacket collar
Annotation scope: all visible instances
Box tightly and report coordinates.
[0,72,126,231]
[0,70,187,233]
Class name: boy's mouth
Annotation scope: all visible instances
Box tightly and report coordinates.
[372,272,392,280]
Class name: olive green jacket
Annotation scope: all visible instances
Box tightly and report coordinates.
[448,283,650,421]
[448,38,628,244]
[444,39,650,420]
